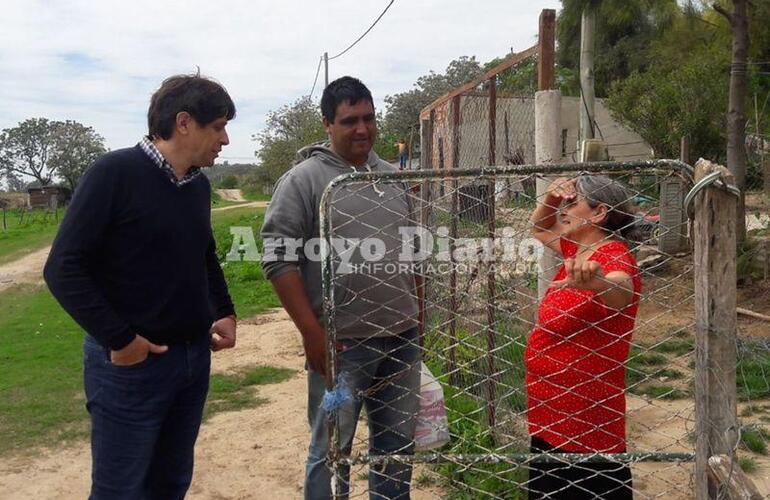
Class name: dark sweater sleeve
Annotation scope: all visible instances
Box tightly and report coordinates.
[206,233,236,319]
[43,161,136,350]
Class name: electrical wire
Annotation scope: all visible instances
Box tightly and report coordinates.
[328,0,394,61]
[309,56,323,99]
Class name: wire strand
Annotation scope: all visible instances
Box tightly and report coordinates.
[328,0,394,61]
[309,56,323,99]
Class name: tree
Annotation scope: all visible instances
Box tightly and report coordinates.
[49,121,107,190]
[0,118,60,187]
[713,0,750,243]
[250,96,326,186]
[2,168,25,192]
[556,0,679,96]
[606,57,728,160]
[382,56,484,141]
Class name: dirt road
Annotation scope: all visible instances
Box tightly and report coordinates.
[212,201,269,212]
[0,246,50,293]
[216,189,248,202]
[0,310,313,499]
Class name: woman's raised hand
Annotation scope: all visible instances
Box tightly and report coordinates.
[545,177,577,206]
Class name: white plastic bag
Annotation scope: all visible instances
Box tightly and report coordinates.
[414,362,450,451]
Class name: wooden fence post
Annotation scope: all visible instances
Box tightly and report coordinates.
[535,7,560,301]
[693,159,739,499]
[448,95,461,385]
[419,117,434,343]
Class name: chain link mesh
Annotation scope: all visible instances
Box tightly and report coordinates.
[315,159,742,499]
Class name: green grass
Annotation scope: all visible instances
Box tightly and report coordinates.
[0,199,283,457]
[204,365,295,418]
[423,318,528,498]
[0,285,89,455]
[741,427,769,455]
[437,386,527,499]
[210,190,248,209]
[630,351,668,367]
[211,206,280,317]
[240,187,272,202]
[652,339,694,356]
[0,208,62,264]
[737,354,770,401]
[739,456,758,474]
[626,345,680,394]
[0,283,294,456]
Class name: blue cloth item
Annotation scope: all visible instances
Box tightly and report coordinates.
[305,328,420,500]
[321,374,353,412]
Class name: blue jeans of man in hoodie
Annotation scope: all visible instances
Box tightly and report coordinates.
[305,327,420,500]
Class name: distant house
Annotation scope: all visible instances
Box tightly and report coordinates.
[27,186,71,209]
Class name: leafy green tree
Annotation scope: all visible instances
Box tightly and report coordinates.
[382,56,484,141]
[0,118,61,187]
[556,0,679,97]
[606,57,728,160]
[49,120,107,190]
[218,175,239,189]
[484,57,537,96]
[250,96,326,186]
[2,168,24,192]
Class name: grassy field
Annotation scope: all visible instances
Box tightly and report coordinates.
[240,186,272,202]
[0,208,62,264]
[0,202,284,457]
[0,283,292,456]
[210,205,280,317]
[210,188,272,208]
[210,190,245,209]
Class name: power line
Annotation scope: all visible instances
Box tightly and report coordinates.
[328,0,394,61]
[309,56,323,99]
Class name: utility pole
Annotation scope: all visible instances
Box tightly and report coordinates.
[579,5,596,160]
[324,52,329,88]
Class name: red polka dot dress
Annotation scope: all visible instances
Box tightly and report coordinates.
[525,238,641,453]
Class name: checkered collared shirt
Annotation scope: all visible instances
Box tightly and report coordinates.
[139,136,202,187]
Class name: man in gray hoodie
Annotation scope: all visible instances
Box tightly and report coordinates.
[261,76,420,499]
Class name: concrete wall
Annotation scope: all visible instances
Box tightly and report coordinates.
[427,94,652,170]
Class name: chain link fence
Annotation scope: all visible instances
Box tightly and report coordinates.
[317,159,753,498]
[735,101,770,495]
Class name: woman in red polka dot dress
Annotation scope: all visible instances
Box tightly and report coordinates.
[525,175,642,500]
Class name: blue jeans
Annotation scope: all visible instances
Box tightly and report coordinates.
[399,153,407,170]
[305,328,420,500]
[83,334,211,500]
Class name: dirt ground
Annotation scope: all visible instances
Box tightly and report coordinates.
[2,208,770,498]
[0,245,49,292]
[0,310,312,499]
[212,201,269,213]
[0,309,444,499]
[216,189,248,202]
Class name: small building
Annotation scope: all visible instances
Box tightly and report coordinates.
[27,186,71,209]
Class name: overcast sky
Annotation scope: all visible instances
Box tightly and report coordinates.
[1,0,562,166]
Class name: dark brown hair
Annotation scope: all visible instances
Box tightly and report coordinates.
[147,74,236,140]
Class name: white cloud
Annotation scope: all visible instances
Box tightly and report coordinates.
[1,0,561,164]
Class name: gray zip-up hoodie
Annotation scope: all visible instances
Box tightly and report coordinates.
[260,143,418,339]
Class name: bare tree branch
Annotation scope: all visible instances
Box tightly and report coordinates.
[712,3,733,22]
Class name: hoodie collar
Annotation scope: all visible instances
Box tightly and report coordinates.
[295,142,382,171]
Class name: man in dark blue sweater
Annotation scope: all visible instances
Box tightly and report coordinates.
[44,74,238,500]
